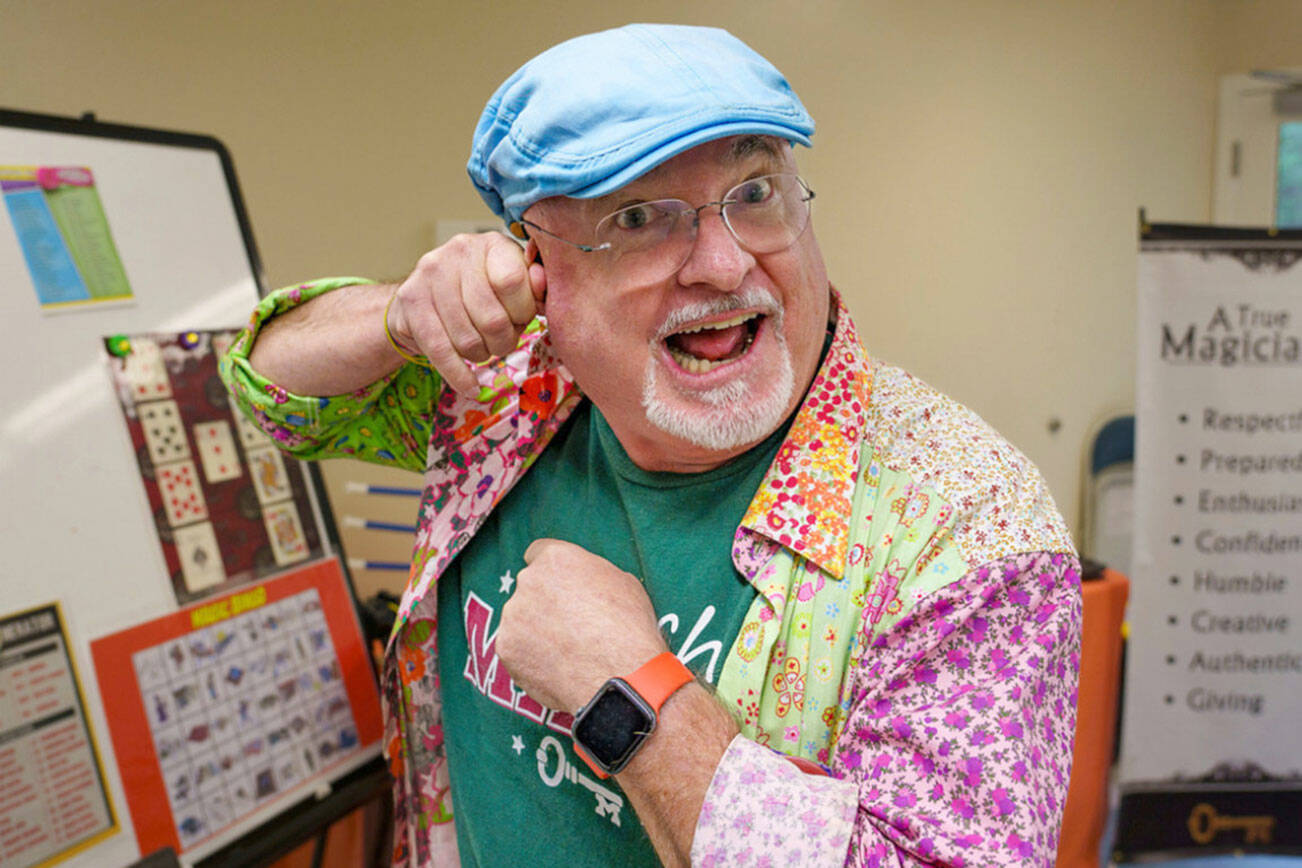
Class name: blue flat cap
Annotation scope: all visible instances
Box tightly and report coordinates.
[467,24,815,225]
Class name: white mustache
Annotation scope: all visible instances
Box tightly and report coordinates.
[654,287,784,340]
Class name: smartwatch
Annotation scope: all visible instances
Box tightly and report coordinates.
[571,652,694,778]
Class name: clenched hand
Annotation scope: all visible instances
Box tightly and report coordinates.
[385,232,546,394]
[496,538,668,714]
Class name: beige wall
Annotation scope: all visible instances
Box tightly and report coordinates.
[5,0,1288,570]
[1212,0,1302,73]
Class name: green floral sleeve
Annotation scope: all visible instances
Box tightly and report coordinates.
[218,277,440,473]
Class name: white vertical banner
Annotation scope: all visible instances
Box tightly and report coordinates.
[1117,228,1302,859]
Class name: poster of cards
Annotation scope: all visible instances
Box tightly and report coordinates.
[103,329,323,604]
[89,559,383,860]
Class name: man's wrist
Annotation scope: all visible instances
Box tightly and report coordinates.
[617,680,737,779]
[613,681,739,866]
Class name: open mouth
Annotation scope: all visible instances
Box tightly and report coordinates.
[663,313,763,374]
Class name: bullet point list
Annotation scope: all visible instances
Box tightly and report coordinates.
[1133,270,1302,790]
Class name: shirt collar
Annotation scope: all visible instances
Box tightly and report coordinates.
[738,288,875,580]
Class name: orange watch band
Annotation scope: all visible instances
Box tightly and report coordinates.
[623,651,694,712]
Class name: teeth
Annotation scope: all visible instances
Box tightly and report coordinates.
[668,346,729,374]
[672,313,754,335]
[665,315,760,374]
[666,308,760,374]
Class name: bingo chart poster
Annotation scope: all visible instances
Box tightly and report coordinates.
[89,559,382,859]
[104,329,323,605]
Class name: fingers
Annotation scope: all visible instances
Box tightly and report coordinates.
[394,288,482,395]
[507,538,668,708]
[485,240,539,328]
[523,537,563,564]
[389,232,540,395]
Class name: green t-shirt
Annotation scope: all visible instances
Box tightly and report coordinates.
[437,401,791,866]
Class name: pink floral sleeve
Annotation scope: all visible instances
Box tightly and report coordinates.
[693,736,858,865]
[693,551,1081,867]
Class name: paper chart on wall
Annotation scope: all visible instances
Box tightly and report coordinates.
[0,165,133,310]
[0,603,117,868]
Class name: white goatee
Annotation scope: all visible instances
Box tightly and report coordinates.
[641,288,796,452]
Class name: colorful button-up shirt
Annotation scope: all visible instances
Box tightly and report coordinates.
[220,278,1081,867]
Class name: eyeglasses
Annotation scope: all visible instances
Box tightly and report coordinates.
[510,173,815,283]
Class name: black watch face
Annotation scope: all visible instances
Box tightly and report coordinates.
[574,680,655,771]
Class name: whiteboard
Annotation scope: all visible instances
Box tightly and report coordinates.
[0,111,377,868]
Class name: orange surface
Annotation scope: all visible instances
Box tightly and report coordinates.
[267,798,388,868]
[1056,568,1129,868]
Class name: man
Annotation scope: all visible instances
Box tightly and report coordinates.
[221,23,1080,867]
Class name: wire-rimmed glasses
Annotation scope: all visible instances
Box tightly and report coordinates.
[511,173,815,283]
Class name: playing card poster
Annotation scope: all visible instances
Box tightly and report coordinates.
[0,604,117,868]
[88,559,383,860]
[103,329,323,605]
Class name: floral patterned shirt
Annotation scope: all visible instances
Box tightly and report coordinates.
[220,279,1081,866]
